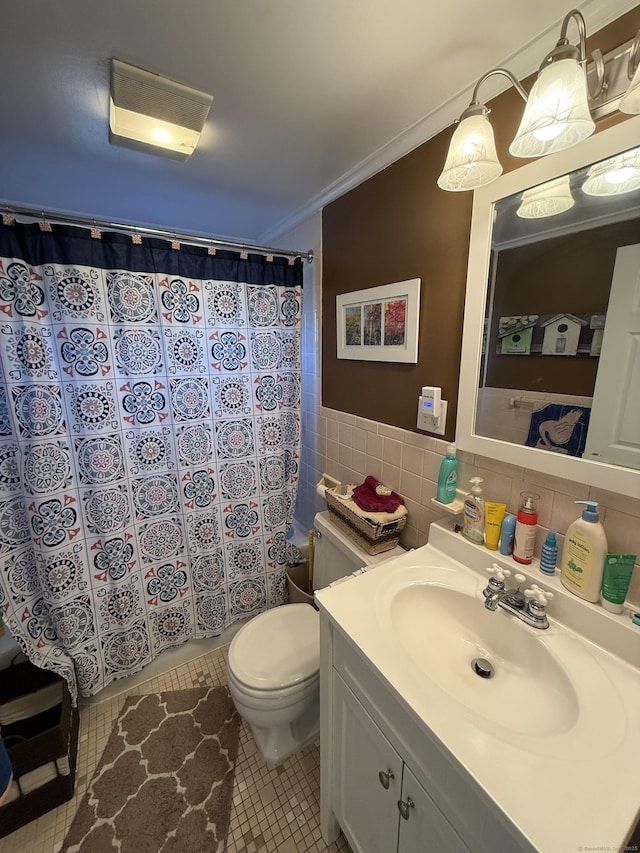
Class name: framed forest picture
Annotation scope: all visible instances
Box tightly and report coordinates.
[336,278,420,363]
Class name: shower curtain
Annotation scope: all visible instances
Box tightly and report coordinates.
[0,221,303,701]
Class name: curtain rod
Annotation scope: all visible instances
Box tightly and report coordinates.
[1,203,314,264]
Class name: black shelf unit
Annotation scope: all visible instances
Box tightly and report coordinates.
[0,660,79,838]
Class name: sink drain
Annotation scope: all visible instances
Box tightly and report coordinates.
[471,658,495,679]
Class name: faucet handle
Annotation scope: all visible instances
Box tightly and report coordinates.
[486,564,511,581]
[525,585,554,606]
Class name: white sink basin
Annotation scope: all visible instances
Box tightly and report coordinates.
[389,583,579,736]
[366,556,630,759]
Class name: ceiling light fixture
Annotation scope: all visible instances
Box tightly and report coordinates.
[109,59,213,160]
[438,11,640,192]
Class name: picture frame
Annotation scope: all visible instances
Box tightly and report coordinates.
[336,278,420,362]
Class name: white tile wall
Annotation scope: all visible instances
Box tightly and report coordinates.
[476,387,593,445]
[272,215,640,609]
[315,406,640,607]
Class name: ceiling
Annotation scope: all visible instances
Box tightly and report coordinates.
[0,0,635,248]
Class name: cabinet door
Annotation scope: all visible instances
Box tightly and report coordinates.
[332,674,402,853]
[398,766,470,853]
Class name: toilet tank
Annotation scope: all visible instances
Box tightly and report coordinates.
[312,511,405,590]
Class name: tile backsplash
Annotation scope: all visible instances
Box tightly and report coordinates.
[302,406,640,608]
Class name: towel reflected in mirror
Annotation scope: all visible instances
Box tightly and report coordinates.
[525,404,591,457]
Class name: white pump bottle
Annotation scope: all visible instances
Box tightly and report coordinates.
[560,500,608,602]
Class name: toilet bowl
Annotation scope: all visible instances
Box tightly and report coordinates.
[227,510,405,764]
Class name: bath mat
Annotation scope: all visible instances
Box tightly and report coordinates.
[62,686,240,853]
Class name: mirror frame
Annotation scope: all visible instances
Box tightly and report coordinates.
[457,114,640,499]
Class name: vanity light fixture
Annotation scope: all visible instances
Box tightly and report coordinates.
[581,147,640,196]
[437,69,527,192]
[109,59,213,160]
[438,11,640,192]
[619,31,640,113]
[516,175,575,218]
[509,10,598,158]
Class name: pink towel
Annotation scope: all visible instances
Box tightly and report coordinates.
[352,476,404,513]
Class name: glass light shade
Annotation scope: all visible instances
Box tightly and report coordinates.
[619,63,640,114]
[437,114,502,192]
[516,175,574,218]
[109,99,202,156]
[509,58,595,158]
[582,147,640,196]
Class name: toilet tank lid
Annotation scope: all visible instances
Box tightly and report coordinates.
[228,604,320,690]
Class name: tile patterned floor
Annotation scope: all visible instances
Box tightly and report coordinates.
[0,644,352,853]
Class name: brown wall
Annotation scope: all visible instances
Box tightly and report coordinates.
[322,7,640,442]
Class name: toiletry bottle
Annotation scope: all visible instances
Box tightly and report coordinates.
[513,491,539,565]
[560,501,608,602]
[462,477,484,545]
[484,503,506,550]
[601,553,636,613]
[499,514,516,556]
[436,443,458,505]
[540,530,558,575]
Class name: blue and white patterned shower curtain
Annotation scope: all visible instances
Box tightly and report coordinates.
[0,222,303,701]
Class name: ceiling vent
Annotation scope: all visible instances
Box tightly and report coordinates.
[109,59,213,160]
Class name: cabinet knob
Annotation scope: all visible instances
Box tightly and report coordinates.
[378,768,395,789]
[397,796,414,820]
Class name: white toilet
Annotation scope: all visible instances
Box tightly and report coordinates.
[227,510,405,764]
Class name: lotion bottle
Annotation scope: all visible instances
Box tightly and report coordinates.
[513,491,539,565]
[462,477,484,545]
[560,501,608,602]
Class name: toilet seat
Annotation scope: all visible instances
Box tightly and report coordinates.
[228,603,319,692]
[227,664,318,703]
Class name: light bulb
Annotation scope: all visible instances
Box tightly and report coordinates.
[151,127,173,144]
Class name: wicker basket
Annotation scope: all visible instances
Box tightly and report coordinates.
[325,485,407,555]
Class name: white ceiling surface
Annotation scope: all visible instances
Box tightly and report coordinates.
[0,0,636,248]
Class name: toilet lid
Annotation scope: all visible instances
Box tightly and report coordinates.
[229,604,320,691]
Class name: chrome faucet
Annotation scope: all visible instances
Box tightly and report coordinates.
[482,566,553,630]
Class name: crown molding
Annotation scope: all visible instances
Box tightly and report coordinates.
[261,0,639,244]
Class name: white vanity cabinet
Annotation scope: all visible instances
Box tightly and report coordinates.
[332,671,469,853]
[319,615,535,853]
[317,521,640,853]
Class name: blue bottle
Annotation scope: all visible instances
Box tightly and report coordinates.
[499,514,516,556]
[436,443,458,504]
[540,530,558,575]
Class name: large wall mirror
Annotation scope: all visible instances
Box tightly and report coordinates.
[457,115,640,498]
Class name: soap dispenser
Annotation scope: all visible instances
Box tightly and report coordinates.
[462,478,484,545]
[560,501,608,602]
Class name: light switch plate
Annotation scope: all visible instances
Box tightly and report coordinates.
[417,397,447,435]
